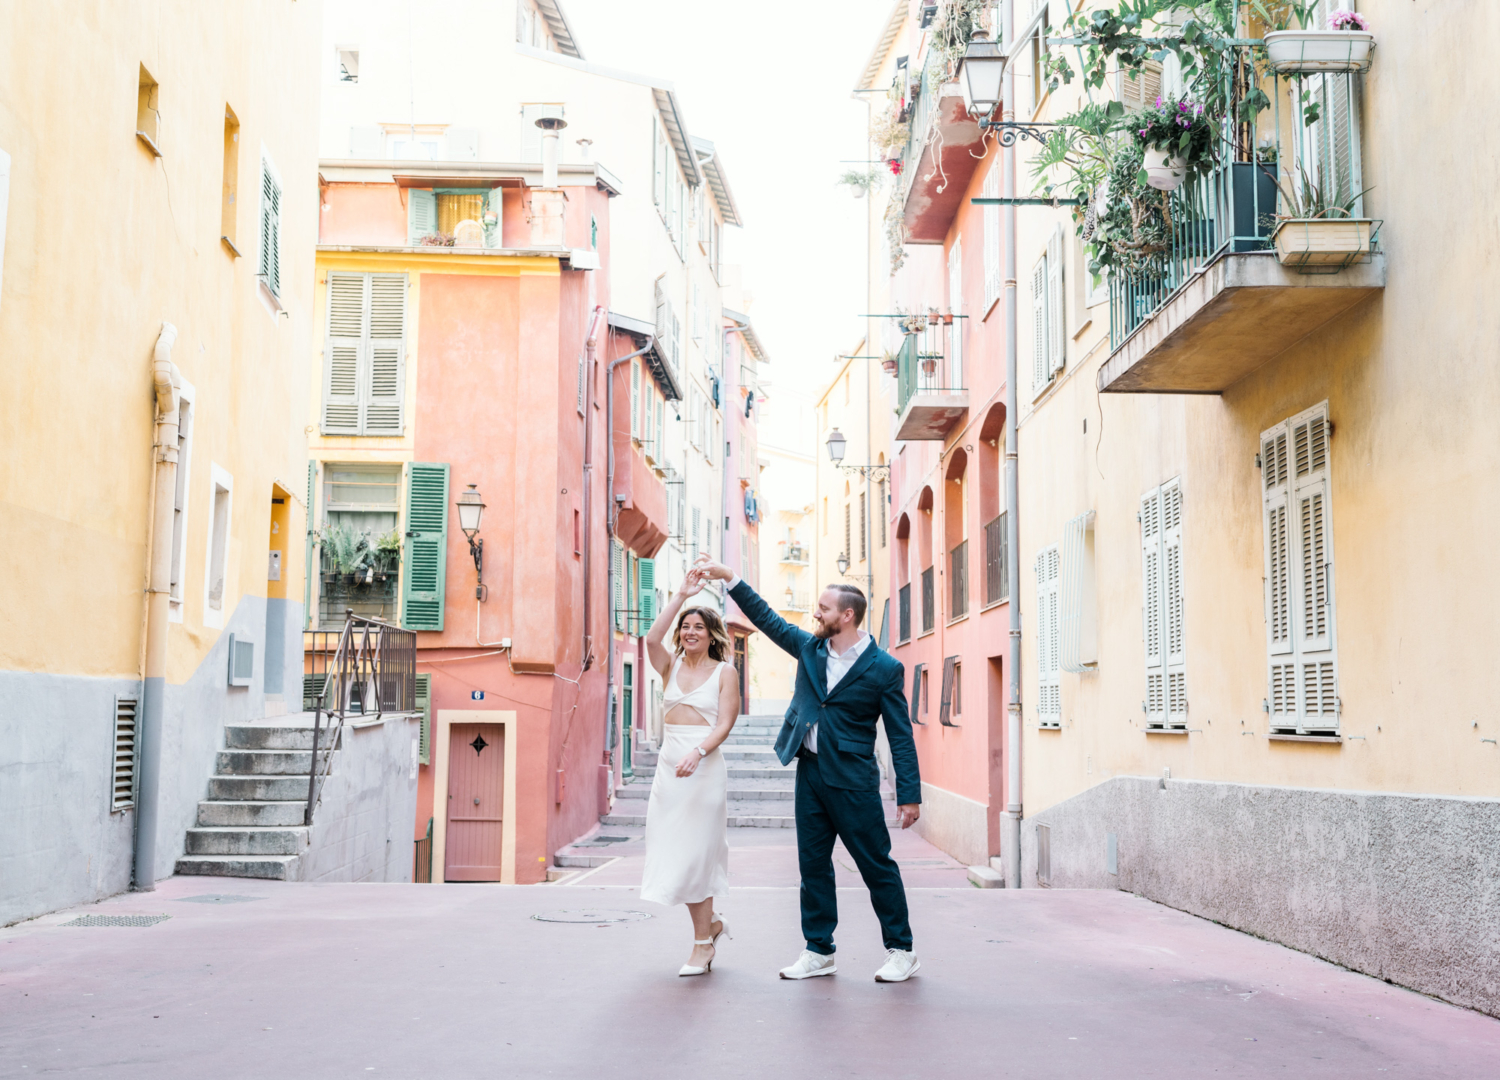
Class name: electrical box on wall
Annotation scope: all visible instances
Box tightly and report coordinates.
[227,634,255,687]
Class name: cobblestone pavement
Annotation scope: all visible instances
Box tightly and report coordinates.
[4,825,1500,1080]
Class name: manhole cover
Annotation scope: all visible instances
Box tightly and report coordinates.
[531,910,652,924]
[176,895,265,904]
[63,915,171,927]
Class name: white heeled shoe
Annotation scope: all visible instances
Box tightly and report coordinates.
[712,917,732,944]
[679,938,716,976]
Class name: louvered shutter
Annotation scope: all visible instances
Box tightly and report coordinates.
[259,163,282,297]
[1292,410,1337,730]
[408,189,436,244]
[1140,489,1165,725]
[322,273,363,434]
[631,362,641,439]
[948,238,963,390]
[1161,481,1187,726]
[1035,547,1061,727]
[639,559,656,633]
[1047,225,1065,376]
[983,161,1001,309]
[401,463,449,631]
[1031,257,1048,393]
[612,541,625,631]
[364,275,407,435]
[415,673,432,765]
[1262,426,1296,729]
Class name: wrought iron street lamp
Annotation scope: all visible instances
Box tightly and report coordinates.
[826,427,847,464]
[836,554,850,575]
[457,483,486,593]
[961,30,1005,119]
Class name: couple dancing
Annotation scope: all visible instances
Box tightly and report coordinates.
[639,555,922,983]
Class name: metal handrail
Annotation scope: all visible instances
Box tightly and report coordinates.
[303,609,417,826]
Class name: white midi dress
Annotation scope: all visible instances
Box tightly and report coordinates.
[639,658,731,907]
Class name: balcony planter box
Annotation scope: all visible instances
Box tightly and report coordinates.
[1271,218,1374,269]
[1143,148,1188,192]
[1264,30,1374,74]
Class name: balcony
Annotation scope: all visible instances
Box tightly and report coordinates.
[895,322,967,441]
[899,51,986,244]
[777,542,809,565]
[779,591,812,613]
[1098,70,1384,395]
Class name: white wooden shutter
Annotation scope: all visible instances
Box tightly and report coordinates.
[259,162,282,297]
[1262,405,1338,733]
[1031,257,1048,394]
[322,272,364,434]
[1140,488,1165,726]
[364,274,406,435]
[1035,546,1061,727]
[1161,480,1187,726]
[983,160,1001,310]
[630,361,641,440]
[1047,224,1065,376]
[948,238,963,390]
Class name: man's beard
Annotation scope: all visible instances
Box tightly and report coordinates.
[812,618,836,640]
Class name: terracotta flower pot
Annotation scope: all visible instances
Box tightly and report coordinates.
[882,359,899,374]
[920,358,938,377]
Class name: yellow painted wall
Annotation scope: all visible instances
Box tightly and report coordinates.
[0,0,321,681]
[1014,0,1500,813]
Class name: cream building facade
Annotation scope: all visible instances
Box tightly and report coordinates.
[0,0,322,922]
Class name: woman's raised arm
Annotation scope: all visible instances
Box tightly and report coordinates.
[644,568,707,678]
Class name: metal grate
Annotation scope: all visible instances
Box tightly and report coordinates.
[112,696,139,811]
[64,914,170,927]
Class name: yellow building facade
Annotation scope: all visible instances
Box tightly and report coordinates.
[1007,0,1500,1016]
[0,0,322,922]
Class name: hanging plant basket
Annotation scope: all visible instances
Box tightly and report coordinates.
[881,357,899,375]
[1271,218,1375,271]
[920,357,938,377]
[1264,31,1375,74]
[1143,148,1189,192]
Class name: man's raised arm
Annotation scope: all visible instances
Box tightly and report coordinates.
[694,557,811,659]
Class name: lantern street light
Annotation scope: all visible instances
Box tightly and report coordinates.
[457,483,486,594]
[826,427,847,464]
[836,553,850,575]
[960,30,1005,120]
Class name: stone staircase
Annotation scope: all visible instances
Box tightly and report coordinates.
[174,718,336,880]
[598,714,894,830]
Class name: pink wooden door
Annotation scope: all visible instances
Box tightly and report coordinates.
[445,723,505,881]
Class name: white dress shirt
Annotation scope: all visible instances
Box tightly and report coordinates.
[724,573,869,753]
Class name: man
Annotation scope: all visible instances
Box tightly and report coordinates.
[695,556,921,983]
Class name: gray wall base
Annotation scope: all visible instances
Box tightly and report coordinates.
[1020,775,1500,1018]
[300,716,420,883]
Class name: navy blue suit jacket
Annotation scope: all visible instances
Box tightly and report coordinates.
[729,581,921,806]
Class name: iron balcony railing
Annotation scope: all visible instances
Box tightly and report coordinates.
[780,591,812,612]
[778,542,809,565]
[984,513,1009,607]
[302,609,417,826]
[895,320,966,416]
[898,583,912,643]
[1109,68,1370,350]
[949,540,969,621]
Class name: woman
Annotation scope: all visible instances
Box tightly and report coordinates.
[640,567,740,976]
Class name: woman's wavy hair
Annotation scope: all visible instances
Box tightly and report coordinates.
[673,605,732,662]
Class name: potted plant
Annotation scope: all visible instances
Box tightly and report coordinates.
[896,307,928,336]
[1268,162,1375,269]
[1263,5,1374,74]
[837,168,882,200]
[881,350,899,375]
[1134,96,1216,191]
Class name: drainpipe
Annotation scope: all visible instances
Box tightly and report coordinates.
[603,333,655,782]
[133,321,181,891]
[539,118,563,189]
[1001,0,1024,889]
[581,305,606,670]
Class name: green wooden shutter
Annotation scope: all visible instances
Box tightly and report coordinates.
[638,558,656,632]
[303,460,317,630]
[408,190,437,244]
[401,463,449,630]
[415,673,432,764]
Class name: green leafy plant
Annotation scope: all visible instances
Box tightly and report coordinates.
[1089,142,1174,280]
[417,232,456,248]
[1133,96,1218,172]
[837,168,884,195]
[317,521,373,575]
[927,0,996,83]
[1271,161,1370,221]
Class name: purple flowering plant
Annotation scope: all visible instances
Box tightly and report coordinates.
[1133,95,1218,172]
[1327,10,1370,32]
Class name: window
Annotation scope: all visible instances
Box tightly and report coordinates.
[136,64,161,155]
[920,667,930,717]
[821,497,828,536]
[322,272,408,436]
[258,153,283,300]
[1030,224,1065,394]
[1262,405,1339,734]
[859,493,867,561]
[652,118,668,211]
[167,388,195,622]
[939,656,961,726]
[1140,485,1183,727]
[692,506,702,558]
[844,502,852,562]
[898,583,911,643]
[221,107,240,254]
[1060,511,1099,672]
[203,465,233,629]
[336,46,360,83]
[948,238,963,388]
[950,539,968,620]
[878,479,888,548]
[631,361,641,440]
[985,511,1009,605]
[921,566,935,634]
[1034,545,1060,727]
[983,159,1001,311]
[319,464,401,627]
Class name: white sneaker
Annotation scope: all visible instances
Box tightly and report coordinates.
[873,949,920,982]
[778,949,837,980]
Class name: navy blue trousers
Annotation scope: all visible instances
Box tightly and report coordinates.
[795,748,913,955]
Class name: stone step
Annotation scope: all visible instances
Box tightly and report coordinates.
[224,724,341,751]
[614,782,796,801]
[721,749,781,762]
[184,826,308,856]
[196,800,306,827]
[215,749,333,776]
[208,774,316,801]
[546,867,580,883]
[554,851,620,868]
[174,854,300,880]
[729,765,797,779]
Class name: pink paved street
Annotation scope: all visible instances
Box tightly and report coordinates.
[4,825,1499,1079]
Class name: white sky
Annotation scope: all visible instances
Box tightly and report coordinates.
[564,0,895,456]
